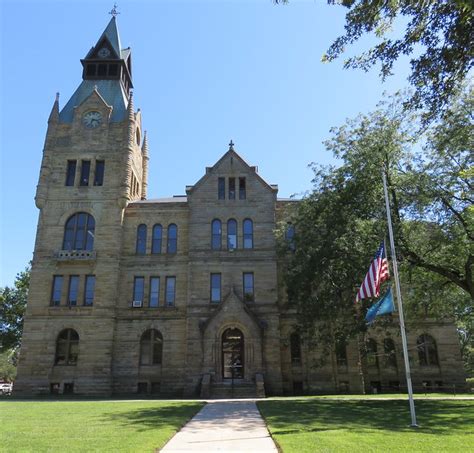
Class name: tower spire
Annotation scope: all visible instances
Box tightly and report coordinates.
[48,92,60,123]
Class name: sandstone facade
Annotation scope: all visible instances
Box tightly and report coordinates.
[14,17,466,397]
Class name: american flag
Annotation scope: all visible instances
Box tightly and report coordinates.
[355,242,390,302]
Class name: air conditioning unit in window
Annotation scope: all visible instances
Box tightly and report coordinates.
[132,300,143,308]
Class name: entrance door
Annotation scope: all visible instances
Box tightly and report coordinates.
[222,328,244,379]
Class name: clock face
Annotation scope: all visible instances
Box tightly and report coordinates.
[97,47,111,58]
[82,111,102,129]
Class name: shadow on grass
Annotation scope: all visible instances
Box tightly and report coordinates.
[258,400,474,436]
[100,402,204,432]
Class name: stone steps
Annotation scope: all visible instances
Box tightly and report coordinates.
[210,381,257,399]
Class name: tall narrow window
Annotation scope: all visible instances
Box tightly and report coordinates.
[140,329,163,365]
[243,272,254,302]
[133,277,145,306]
[335,337,348,367]
[285,223,296,252]
[51,275,63,306]
[67,275,80,306]
[152,224,162,254]
[63,213,95,251]
[384,338,397,368]
[228,177,236,199]
[55,329,79,365]
[83,275,96,306]
[218,177,225,200]
[417,334,439,366]
[211,219,222,250]
[243,219,253,249]
[94,160,105,186]
[239,177,246,200]
[290,333,301,364]
[167,224,177,254]
[227,219,237,250]
[80,160,91,186]
[149,277,160,308]
[366,339,379,369]
[210,273,221,303]
[165,277,176,306]
[65,160,76,186]
[136,224,147,254]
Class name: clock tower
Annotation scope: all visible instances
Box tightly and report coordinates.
[15,16,148,396]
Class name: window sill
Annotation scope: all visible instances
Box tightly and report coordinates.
[55,250,96,261]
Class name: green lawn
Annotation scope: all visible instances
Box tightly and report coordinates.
[0,400,204,453]
[258,398,474,453]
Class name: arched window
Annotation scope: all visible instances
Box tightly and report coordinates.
[63,213,95,250]
[366,338,379,368]
[384,338,397,368]
[290,333,301,364]
[417,334,439,366]
[211,219,222,250]
[285,223,296,251]
[335,337,348,367]
[227,219,237,250]
[55,329,79,365]
[152,224,162,254]
[167,224,177,254]
[136,224,147,254]
[140,329,163,365]
[243,219,253,249]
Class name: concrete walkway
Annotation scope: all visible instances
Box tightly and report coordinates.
[160,400,278,452]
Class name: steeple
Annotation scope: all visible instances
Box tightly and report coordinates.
[48,92,60,123]
[59,16,132,123]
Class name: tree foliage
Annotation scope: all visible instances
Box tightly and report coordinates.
[276,0,474,122]
[0,265,30,352]
[280,90,473,366]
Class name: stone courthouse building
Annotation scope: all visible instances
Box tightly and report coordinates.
[15,17,465,397]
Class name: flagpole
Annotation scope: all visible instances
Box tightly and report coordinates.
[382,171,418,427]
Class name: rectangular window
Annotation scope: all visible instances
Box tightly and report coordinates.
[243,272,254,302]
[86,64,96,76]
[218,177,225,200]
[133,277,145,305]
[149,277,160,308]
[51,275,63,306]
[165,277,176,306]
[108,64,118,76]
[94,160,105,186]
[65,160,76,186]
[80,160,91,186]
[239,177,246,200]
[210,273,221,303]
[67,275,80,306]
[98,64,107,76]
[83,275,95,306]
[228,177,236,199]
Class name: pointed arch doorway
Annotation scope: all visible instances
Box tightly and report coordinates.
[222,328,244,379]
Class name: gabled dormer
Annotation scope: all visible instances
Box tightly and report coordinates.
[80,16,133,96]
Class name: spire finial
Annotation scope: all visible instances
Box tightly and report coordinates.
[228,140,234,151]
[109,3,120,18]
[55,92,60,102]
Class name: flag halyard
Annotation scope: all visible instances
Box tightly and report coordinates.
[355,242,389,302]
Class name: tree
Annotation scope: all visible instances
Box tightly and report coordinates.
[0,265,30,352]
[280,90,473,362]
[276,1,474,122]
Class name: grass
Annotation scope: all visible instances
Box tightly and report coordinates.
[258,398,474,453]
[0,399,204,453]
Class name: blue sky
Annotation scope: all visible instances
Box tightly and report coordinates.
[0,0,412,286]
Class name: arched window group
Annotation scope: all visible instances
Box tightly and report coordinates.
[366,338,379,368]
[135,224,178,254]
[140,329,163,365]
[55,329,79,365]
[383,338,397,368]
[211,218,253,250]
[417,334,439,366]
[63,213,95,250]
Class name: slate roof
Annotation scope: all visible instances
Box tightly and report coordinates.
[59,80,129,123]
